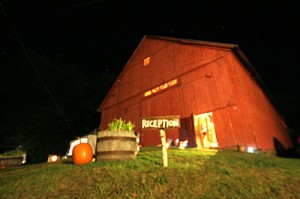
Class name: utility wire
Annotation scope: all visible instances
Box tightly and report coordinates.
[0,2,77,138]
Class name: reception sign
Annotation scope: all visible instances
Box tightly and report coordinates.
[141,115,180,130]
[140,115,180,168]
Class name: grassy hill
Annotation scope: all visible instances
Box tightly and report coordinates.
[1,147,299,198]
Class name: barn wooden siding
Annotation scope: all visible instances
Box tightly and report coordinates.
[98,35,292,150]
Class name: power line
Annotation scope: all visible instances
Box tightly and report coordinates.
[0,2,77,138]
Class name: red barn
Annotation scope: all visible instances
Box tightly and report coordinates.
[97,35,292,151]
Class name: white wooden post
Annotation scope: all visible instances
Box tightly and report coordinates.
[159,128,168,168]
[141,116,180,168]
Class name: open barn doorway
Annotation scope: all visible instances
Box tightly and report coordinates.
[193,112,218,149]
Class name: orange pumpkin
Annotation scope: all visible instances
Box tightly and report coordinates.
[72,142,93,165]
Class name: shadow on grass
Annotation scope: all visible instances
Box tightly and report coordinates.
[273,137,300,158]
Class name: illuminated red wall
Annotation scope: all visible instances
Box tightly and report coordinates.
[98,36,292,150]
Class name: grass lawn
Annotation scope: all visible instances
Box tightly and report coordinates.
[1,147,299,198]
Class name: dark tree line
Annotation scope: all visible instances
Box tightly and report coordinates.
[0,49,116,163]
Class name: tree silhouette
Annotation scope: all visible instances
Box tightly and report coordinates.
[0,50,116,162]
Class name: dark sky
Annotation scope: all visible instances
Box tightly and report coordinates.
[1,0,300,131]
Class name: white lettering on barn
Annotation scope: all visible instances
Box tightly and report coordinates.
[141,116,180,130]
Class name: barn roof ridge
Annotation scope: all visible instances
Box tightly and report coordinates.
[98,35,281,119]
[145,34,239,49]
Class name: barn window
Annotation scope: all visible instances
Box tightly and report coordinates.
[151,86,160,93]
[168,79,178,86]
[159,83,168,90]
[144,57,151,66]
[143,78,178,97]
[144,90,152,97]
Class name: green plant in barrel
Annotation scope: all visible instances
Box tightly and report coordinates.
[98,118,138,161]
[124,120,135,132]
[107,118,135,132]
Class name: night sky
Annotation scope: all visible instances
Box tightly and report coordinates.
[1,0,300,154]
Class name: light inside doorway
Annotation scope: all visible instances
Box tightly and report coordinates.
[194,112,218,149]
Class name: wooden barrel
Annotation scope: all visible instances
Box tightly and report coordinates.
[96,130,137,161]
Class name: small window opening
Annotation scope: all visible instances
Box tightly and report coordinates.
[144,57,151,66]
